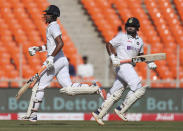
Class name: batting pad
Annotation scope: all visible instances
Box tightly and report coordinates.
[98,88,124,119]
[59,83,99,95]
[120,85,148,113]
[26,83,39,117]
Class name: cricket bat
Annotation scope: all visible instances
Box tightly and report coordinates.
[16,66,46,100]
[120,53,166,64]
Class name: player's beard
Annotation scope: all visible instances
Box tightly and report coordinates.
[127,29,137,36]
[43,14,52,24]
[45,17,51,24]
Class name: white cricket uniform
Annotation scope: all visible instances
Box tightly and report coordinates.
[109,32,144,94]
[38,21,72,91]
[92,32,146,121]
[77,63,94,77]
[26,21,101,119]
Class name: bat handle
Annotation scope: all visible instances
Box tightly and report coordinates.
[31,66,46,85]
[37,66,46,75]
[120,59,131,64]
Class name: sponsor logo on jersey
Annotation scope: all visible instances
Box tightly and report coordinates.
[127,40,132,43]
[127,46,139,52]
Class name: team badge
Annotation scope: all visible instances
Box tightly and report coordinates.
[136,42,140,45]
[129,18,133,23]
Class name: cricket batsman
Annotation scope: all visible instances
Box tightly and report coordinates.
[24,5,106,122]
[92,17,157,125]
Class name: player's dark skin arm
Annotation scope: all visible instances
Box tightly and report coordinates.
[36,35,63,57]
[106,42,117,56]
[51,35,64,57]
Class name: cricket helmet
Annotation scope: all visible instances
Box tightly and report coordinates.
[125,17,140,30]
[43,5,60,17]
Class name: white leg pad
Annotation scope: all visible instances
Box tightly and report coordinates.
[120,85,148,113]
[98,88,124,119]
[26,82,44,117]
[59,83,99,95]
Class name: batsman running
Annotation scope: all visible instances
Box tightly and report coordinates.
[23,5,106,122]
[92,17,157,125]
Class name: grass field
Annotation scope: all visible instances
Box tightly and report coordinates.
[0,120,182,131]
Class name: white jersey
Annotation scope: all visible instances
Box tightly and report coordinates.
[46,21,64,57]
[109,32,144,60]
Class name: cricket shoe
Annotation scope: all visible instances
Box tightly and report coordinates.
[29,115,37,122]
[21,115,37,122]
[92,111,104,126]
[93,81,107,100]
[114,106,128,121]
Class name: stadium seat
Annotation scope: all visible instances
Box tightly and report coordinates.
[151,83,164,88]
[0,81,9,88]
[82,76,95,85]
[0,0,11,8]
[0,0,84,88]
[69,54,83,67]
[34,0,49,11]
[1,0,183,88]
[157,0,183,45]
[174,0,183,21]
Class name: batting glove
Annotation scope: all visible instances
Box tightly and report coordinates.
[110,54,120,67]
[147,62,157,69]
[28,46,39,56]
[44,56,54,70]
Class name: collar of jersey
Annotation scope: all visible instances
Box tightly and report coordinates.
[127,34,139,39]
[47,21,57,28]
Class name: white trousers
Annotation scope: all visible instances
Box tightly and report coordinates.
[37,55,72,91]
[96,64,143,119]
[109,63,142,96]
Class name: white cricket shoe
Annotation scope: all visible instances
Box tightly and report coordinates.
[92,112,104,126]
[114,107,128,121]
[29,115,37,122]
[21,115,37,122]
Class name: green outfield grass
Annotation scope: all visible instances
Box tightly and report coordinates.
[0,120,182,131]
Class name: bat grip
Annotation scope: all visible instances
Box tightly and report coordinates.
[37,66,46,75]
[29,66,46,82]
[120,59,131,64]
[30,66,46,87]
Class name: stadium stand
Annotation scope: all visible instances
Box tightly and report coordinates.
[0,0,183,88]
[0,0,84,88]
[81,0,183,88]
